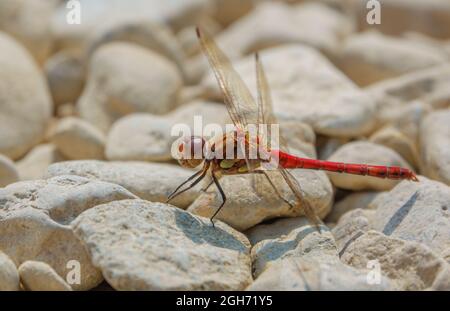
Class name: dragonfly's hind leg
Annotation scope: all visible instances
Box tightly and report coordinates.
[210,170,226,227]
[254,170,295,209]
[201,178,214,193]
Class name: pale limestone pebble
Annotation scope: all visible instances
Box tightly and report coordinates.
[375,100,431,143]
[371,177,450,258]
[45,51,85,107]
[0,33,52,160]
[168,101,231,128]
[246,257,392,291]
[431,265,450,290]
[0,0,60,64]
[106,114,173,162]
[46,161,200,209]
[352,0,450,39]
[86,20,190,83]
[420,110,450,185]
[16,144,65,181]
[72,199,252,290]
[177,21,220,58]
[366,65,450,111]
[78,42,182,132]
[202,45,376,138]
[279,121,317,159]
[19,261,72,291]
[188,156,334,231]
[332,208,376,251]
[0,175,138,290]
[317,136,351,161]
[247,217,337,277]
[370,126,420,169]
[326,141,413,191]
[50,117,106,160]
[50,0,210,52]
[333,30,448,86]
[341,231,449,290]
[56,103,78,118]
[215,2,354,61]
[106,102,229,162]
[0,154,19,187]
[210,0,254,26]
[326,191,381,223]
[0,251,20,291]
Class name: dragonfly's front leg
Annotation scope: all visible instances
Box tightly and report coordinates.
[209,169,226,227]
[166,162,210,203]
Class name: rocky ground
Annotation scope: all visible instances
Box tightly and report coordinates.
[0,0,449,291]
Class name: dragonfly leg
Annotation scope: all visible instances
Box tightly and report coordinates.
[210,170,226,227]
[254,170,294,209]
[166,163,210,203]
[201,178,214,193]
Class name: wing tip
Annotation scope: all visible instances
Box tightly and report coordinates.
[195,26,202,38]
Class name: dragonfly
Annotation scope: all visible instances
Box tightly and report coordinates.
[167,27,419,231]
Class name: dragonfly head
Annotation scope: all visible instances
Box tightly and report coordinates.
[177,136,205,168]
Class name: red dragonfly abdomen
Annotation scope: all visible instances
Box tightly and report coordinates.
[275,150,418,181]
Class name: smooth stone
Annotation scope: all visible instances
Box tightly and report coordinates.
[86,20,189,82]
[0,33,52,159]
[0,251,20,291]
[370,126,420,169]
[0,175,138,290]
[371,177,450,260]
[366,65,450,111]
[19,261,72,291]
[50,0,209,51]
[72,199,253,290]
[420,110,450,185]
[326,191,381,224]
[46,160,200,209]
[246,257,392,291]
[327,141,413,191]
[341,231,450,290]
[216,2,353,60]
[246,217,336,277]
[332,208,376,252]
[333,30,448,86]
[16,144,65,181]
[0,154,19,187]
[202,44,376,138]
[50,117,106,160]
[78,42,182,132]
[375,100,431,143]
[0,0,59,64]
[210,0,254,26]
[45,52,85,107]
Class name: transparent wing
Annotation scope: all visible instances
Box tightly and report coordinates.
[255,53,289,153]
[255,52,321,230]
[196,27,259,130]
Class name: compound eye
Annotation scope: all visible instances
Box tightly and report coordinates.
[178,143,184,153]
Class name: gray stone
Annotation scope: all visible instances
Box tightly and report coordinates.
[72,199,252,290]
